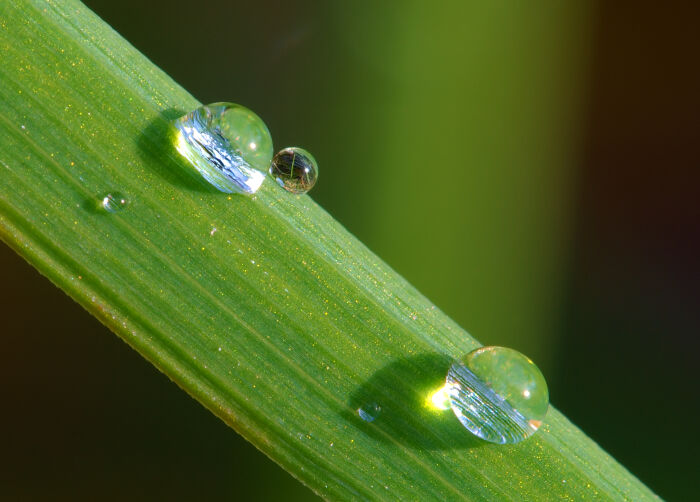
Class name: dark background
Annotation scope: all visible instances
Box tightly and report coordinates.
[1,1,698,500]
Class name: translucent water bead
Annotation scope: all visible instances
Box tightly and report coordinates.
[269,147,318,194]
[446,346,549,444]
[173,102,273,194]
[357,402,382,423]
[100,192,129,213]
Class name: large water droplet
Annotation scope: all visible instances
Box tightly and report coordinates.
[269,147,318,194]
[358,402,382,423]
[100,192,129,213]
[173,103,273,194]
[446,346,548,444]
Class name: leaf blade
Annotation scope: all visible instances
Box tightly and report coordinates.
[0,1,657,500]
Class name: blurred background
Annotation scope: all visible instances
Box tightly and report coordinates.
[1,1,698,500]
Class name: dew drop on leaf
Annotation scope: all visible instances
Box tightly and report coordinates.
[269,147,318,194]
[446,346,549,444]
[358,402,382,423]
[173,102,272,195]
[100,192,129,213]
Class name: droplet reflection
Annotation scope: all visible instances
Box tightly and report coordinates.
[446,346,548,444]
[269,147,318,194]
[173,103,273,194]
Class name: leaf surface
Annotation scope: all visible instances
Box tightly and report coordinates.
[0,1,657,500]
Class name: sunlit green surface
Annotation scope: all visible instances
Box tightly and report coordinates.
[0,1,658,500]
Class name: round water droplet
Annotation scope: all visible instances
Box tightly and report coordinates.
[100,192,129,213]
[358,402,382,423]
[173,103,273,194]
[446,346,548,444]
[269,147,318,194]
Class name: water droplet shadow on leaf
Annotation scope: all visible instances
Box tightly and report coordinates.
[346,353,483,450]
[81,196,106,215]
[137,108,221,193]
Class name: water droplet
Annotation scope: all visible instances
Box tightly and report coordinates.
[358,402,382,422]
[269,147,318,194]
[100,192,129,213]
[173,102,273,194]
[446,346,548,444]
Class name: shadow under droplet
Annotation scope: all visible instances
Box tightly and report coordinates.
[137,108,220,193]
[346,353,483,450]
[82,195,105,215]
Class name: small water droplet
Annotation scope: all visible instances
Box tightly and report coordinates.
[100,192,129,213]
[269,147,318,194]
[446,346,548,444]
[358,402,382,423]
[173,103,272,194]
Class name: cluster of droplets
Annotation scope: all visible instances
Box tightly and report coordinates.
[99,103,550,447]
[173,102,318,196]
[96,102,318,214]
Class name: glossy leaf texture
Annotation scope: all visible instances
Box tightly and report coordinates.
[0,1,657,500]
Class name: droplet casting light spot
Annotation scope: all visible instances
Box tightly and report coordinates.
[428,385,452,411]
[446,346,549,444]
[173,102,273,194]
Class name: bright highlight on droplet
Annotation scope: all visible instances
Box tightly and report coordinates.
[446,346,549,444]
[173,102,273,194]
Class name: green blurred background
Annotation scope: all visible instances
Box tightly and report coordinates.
[1,1,697,500]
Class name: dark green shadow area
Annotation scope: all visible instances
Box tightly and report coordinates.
[137,108,220,193]
[346,353,483,450]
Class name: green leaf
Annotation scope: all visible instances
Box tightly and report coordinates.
[0,1,657,499]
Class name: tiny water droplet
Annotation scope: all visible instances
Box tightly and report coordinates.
[173,103,273,194]
[358,402,382,423]
[100,192,129,213]
[269,147,318,194]
[446,346,548,444]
